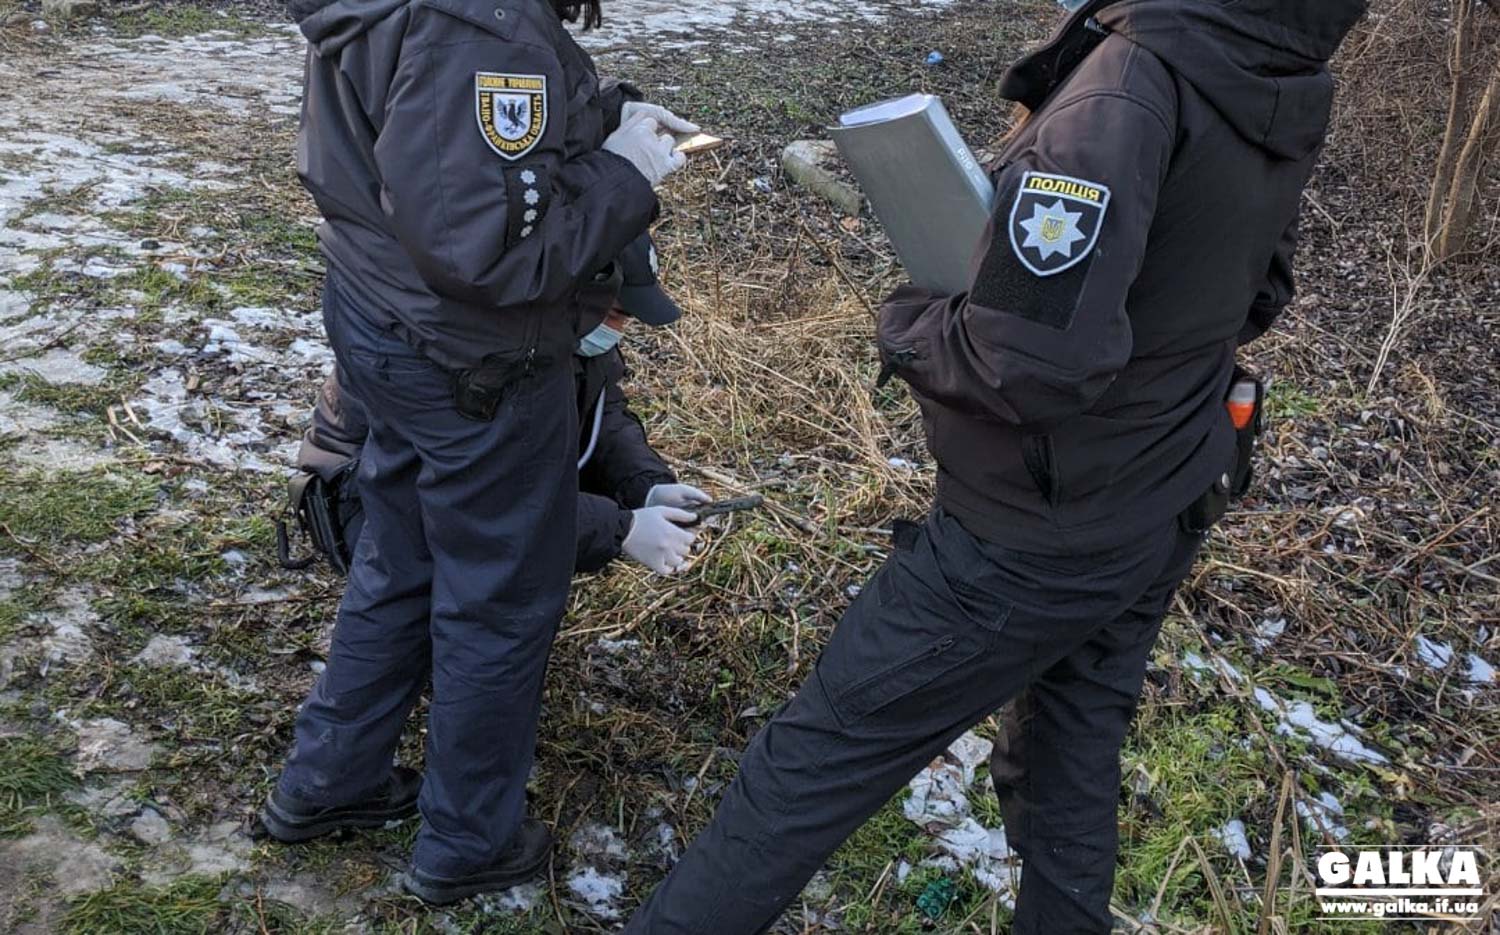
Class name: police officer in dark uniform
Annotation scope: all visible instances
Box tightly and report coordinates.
[263,0,699,905]
[624,0,1368,931]
[288,234,711,579]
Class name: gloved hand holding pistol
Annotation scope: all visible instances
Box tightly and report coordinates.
[624,506,699,575]
[623,484,712,575]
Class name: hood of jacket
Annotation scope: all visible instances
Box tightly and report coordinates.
[1096,0,1367,159]
[289,0,410,55]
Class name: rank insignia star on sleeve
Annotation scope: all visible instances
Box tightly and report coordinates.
[1008,172,1111,277]
[504,164,551,247]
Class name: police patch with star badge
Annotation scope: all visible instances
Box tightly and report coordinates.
[476,72,548,161]
[1008,172,1110,277]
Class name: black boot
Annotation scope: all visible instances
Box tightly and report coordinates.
[260,766,422,843]
[401,818,554,905]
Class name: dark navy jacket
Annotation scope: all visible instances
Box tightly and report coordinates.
[290,0,658,372]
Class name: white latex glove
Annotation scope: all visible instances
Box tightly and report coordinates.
[645,483,712,512]
[621,101,701,136]
[602,117,686,188]
[623,507,698,575]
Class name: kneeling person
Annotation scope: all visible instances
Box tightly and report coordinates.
[287,234,708,579]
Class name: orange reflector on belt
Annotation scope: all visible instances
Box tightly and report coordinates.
[1226,381,1258,430]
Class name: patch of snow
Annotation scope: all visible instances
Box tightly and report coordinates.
[129,807,174,845]
[1252,617,1286,652]
[0,347,107,386]
[1182,651,1243,684]
[72,717,157,774]
[132,634,196,668]
[289,337,335,364]
[228,306,297,329]
[0,816,118,896]
[1214,819,1252,860]
[647,821,678,862]
[0,390,62,438]
[65,777,140,819]
[7,435,116,471]
[154,338,193,357]
[0,558,25,601]
[40,588,100,666]
[477,882,544,914]
[902,732,1018,905]
[577,0,959,51]
[263,874,348,916]
[73,31,306,117]
[1465,654,1495,686]
[133,369,281,472]
[565,866,627,920]
[237,585,294,605]
[1415,635,1454,670]
[571,822,629,863]
[564,822,630,919]
[142,820,254,885]
[1296,791,1350,841]
[592,638,641,656]
[1252,687,1387,765]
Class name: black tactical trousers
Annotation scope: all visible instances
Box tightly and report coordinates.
[625,508,1201,934]
[277,276,577,877]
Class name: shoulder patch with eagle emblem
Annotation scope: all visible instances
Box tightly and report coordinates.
[475,72,548,160]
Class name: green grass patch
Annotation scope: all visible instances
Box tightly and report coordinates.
[13,372,132,418]
[1265,385,1322,422]
[7,261,114,311]
[84,511,273,630]
[61,877,225,935]
[1117,706,1268,920]
[0,734,79,838]
[0,469,158,550]
[112,264,225,318]
[1116,705,1388,933]
[237,214,319,261]
[0,599,24,642]
[113,664,257,740]
[111,6,271,40]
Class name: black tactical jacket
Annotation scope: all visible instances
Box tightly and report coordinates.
[290,0,658,372]
[877,0,1366,554]
[300,351,675,573]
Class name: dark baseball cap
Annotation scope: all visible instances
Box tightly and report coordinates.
[615,232,681,327]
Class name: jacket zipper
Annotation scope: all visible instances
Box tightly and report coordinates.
[1023,434,1060,507]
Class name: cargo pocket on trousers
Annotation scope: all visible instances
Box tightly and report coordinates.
[833,632,985,724]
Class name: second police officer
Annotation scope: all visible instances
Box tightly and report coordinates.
[261,0,699,906]
[625,0,1369,931]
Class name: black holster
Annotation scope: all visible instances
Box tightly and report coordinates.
[277,461,365,575]
[453,364,522,423]
[1179,367,1265,535]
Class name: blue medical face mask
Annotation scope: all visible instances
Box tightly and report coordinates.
[1058,0,1090,11]
[577,322,623,358]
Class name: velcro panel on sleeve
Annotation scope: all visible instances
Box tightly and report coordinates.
[970,238,1095,332]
